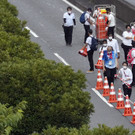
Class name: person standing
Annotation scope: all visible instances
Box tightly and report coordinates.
[83,29,94,73]
[107,34,120,59]
[131,20,135,45]
[63,6,76,46]
[102,46,119,86]
[131,43,135,86]
[122,25,133,61]
[118,62,132,99]
[106,8,115,38]
[84,8,93,43]
[99,39,108,54]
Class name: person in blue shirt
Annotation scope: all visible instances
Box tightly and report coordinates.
[102,46,119,86]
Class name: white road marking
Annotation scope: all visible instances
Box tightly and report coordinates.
[25,26,39,38]
[92,88,114,108]
[115,33,123,40]
[54,53,70,66]
[62,0,83,13]
[62,0,123,41]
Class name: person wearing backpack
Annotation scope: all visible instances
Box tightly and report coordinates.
[83,8,93,43]
[63,6,76,46]
[83,29,98,73]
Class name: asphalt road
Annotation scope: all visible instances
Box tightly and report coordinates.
[124,0,135,6]
[8,0,135,131]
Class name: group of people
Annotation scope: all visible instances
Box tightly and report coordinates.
[62,6,135,99]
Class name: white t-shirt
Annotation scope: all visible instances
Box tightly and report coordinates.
[131,49,135,64]
[84,11,90,25]
[122,31,133,46]
[108,13,115,27]
[131,26,135,35]
[99,46,108,52]
[119,68,133,85]
[93,9,98,17]
[86,36,92,51]
[63,12,75,27]
[107,39,120,53]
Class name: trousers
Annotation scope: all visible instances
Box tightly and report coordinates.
[104,67,116,87]
[64,26,73,45]
[122,84,132,99]
[84,24,90,43]
[122,44,132,61]
[107,26,115,38]
[87,50,94,71]
[132,64,135,86]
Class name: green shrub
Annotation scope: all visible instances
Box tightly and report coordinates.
[0,101,27,135]
[0,8,29,38]
[0,31,44,62]
[0,0,18,16]
[0,59,94,134]
[31,125,134,135]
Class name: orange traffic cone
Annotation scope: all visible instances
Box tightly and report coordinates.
[95,50,103,69]
[102,76,110,97]
[123,95,132,116]
[131,102,135,124]
[116,88,125,109]
[95,69,104,90]
[78,46,87,57]
[108,82,117,103]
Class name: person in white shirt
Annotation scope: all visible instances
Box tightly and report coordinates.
[84,8,93,43]
[99,39,108,53]
[122,25,133,61]
[63,6,76,46]
[131,43,135,86]
[118,62,132,98]
[83,29,94,73]
[106,8,115,38]
[131,20,135,45]
[107,34,120,59]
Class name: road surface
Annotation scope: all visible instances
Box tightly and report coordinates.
[8,0,135,131]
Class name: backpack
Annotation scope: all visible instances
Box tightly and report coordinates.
[80,12,86,24]
[90,37,98,51]
[127,48,135,64]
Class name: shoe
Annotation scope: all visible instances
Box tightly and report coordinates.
[86,70,94,73]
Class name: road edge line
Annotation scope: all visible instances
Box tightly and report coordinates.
[92,88,114,108]
[25,26,39,38]
[54,53,70,66]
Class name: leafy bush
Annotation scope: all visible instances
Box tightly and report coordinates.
[0,59,94,134]
[0,0,18,16]
[0,31,44,62]
[0,101,27,135]
[0,7,29,38]
[31,125,135,135]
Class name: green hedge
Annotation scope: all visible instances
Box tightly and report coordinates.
[31,125,135,135]
[0,31,44,62]
[0,59,94,134]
